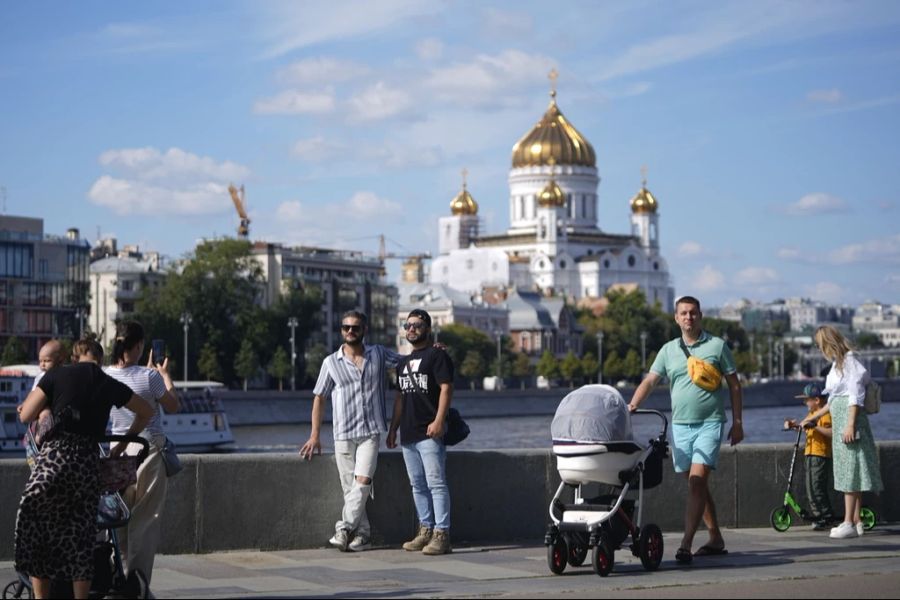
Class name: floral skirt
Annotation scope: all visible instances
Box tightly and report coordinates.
[829,396,883,493]
[15,432,100,581]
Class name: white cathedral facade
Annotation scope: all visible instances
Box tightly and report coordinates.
[430,85,675,309]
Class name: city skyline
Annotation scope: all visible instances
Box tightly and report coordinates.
[2,1,899,308]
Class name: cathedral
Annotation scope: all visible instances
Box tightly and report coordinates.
[430,78,675,310]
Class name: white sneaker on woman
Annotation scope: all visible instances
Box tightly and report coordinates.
[856,522,865,537]
[829,522,858,539]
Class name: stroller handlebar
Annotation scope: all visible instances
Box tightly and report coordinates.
[99,435,151,463]
[632,408,668,438]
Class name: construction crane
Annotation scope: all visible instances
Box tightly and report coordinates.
[228,183,250,239]
[378,234,431,283]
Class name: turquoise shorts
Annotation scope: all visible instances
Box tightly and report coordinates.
[672,421,725,473]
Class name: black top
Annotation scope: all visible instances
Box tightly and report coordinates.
[396,346,454,444]
[37,363,134,438]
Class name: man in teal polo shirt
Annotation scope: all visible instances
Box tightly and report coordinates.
[628,295,743,565]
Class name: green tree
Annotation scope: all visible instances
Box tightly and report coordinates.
[855,332,883,349]
[1,336,29,365]
[305,343,328,382]
[622,348,643,382]
[536,350,560,382]
[267,346,292,391]
[234,339,259,391]
[197,342,223,382]
[512,352,533,389]
[438,323,495,369]
[460,350,486,389]
[603,351,624,381]
[581,352,599,384]
[559,351,583,387]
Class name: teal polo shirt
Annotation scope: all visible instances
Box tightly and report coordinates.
[649,331,736,424]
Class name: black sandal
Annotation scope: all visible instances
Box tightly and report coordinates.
[675,547,693,564]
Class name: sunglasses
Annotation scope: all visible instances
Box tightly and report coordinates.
[403,322,427,331]
[341,324,362,333]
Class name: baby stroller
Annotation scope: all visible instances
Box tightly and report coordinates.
[545,385,669,577]
[4,434,151,600]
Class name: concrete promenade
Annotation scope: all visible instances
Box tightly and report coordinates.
[4,526,897,598]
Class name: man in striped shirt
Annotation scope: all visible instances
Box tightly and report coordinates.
[299,310,402,552]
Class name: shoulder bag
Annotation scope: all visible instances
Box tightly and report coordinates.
[404,363,470,446]
[679,340,723,393]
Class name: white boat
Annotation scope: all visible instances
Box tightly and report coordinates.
[0,367,234,454]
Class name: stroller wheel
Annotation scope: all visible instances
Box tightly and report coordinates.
[860,507,877,531]
[3,580,33,600]
[547,539,568,575]
[770,507,792,532]
[591,542,614,577]
[569,543,588,567]
[638,524,664,571]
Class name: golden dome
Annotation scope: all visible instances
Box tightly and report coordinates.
[511,92,596,169]
[538,178,566,208]
[450,168,478,215]
[630,184,658,214]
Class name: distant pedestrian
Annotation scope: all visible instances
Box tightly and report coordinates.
[71,334,104,365]
[300,310,404,552]
[801,325,882,539]
[106,321,180,591]
[784,383,836,529]
[628,295,743,564]
[388,309,455,556]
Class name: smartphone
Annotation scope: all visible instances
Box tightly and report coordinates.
[151,339,165,365]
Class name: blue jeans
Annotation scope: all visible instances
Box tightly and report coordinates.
[401,438,450,531]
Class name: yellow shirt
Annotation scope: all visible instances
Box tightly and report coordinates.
[805,411,832,458]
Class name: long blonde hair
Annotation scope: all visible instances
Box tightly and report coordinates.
[815,325,853,373]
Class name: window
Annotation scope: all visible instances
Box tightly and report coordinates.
[560,260,567,269]
[628,255,636,267]
[603,260,610,268]
[121,280,133,291]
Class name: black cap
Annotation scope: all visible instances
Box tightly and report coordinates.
[407,309,432,328]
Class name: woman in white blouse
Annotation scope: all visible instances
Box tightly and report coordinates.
[802,325,883,539]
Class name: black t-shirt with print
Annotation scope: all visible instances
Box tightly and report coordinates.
[37,362,134,438]
[396,346,454,444]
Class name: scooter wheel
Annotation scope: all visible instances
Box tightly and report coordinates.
[770,507,792,532]
[547,539,568,575]
[591,542,614,577]
[860,507,877,531]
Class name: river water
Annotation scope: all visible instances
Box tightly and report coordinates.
[229,401,900,453]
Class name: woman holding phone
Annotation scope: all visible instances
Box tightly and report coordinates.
[106,321,180,592]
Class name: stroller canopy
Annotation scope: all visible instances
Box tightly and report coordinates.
[551,384,634,443]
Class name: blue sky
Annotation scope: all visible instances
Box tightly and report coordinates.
[2,0,899,309]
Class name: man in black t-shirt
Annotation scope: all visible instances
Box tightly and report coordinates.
[387,309,454,556]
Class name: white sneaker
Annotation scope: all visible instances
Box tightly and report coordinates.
[329,529,350,551]
[856,522,865,537]
[829,522,858,539]
[348,534,371,552]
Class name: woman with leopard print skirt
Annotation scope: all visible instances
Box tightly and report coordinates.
[15,362,153,600]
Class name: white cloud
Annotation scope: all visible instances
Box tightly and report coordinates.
[677,241,706,258]
[734,266,779,286]
[424,49,556,107]
[415,38,444,61]
[291,136,346,162]
[275,191,401,224]
[276,57,370,85]
[347,81,414,122]
[342,191,402,218]
[88,176,230,216]
[253,89,336,115]
[776,247,814,263]
[481,7,534,37]
[807,88,843,103]
[692,265,726,292]
[258,0,441,59]
[826,234,900,265]
[805,281,845,303]
[98,147,250,183]
[89,147,250,216]
[784,192,847,216]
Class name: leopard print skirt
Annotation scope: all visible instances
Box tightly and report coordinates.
[14,431,100,581]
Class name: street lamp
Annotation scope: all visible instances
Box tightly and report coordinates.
[288,317,299,392]
[640,331,648,372]
[180,312,192,382]
[494,330,503,388]
[596,331,604,384]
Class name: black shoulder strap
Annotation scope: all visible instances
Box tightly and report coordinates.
[679,339,692,360]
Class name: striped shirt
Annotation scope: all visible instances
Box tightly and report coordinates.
[314,344,402,441]
[106,365,168,437]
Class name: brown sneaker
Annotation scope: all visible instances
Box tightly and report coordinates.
[422,528,451,555]
[402,526,433,552]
